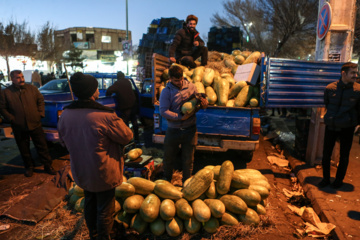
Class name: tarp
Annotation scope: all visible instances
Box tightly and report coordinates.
[1,165,72,223]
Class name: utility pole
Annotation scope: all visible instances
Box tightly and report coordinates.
[306,0,357,165]
[126,0,129,75]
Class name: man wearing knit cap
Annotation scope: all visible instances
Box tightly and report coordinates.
[58,72,133,239]
[169,14,208,68]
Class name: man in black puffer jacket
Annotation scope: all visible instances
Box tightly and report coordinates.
[318,62,360,189]
[169,14,208,68]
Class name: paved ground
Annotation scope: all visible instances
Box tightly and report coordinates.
[269,113,360,240]
[1,113,359,239]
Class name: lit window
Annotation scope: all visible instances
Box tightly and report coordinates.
[101,36,111,43]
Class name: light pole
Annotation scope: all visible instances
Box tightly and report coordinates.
[244,22,252,43]
[126,0,129,75]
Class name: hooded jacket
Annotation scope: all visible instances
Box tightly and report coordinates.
[169,23,205,60]
[0,83,44,130]
[323,79,360,128]
[58,100,133,192]
[159,79,197,129]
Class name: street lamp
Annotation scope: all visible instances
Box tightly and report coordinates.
[244,22,253,43]
[21,60,27,71]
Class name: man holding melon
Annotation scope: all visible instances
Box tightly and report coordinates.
[159,65,208,183]
[58,72,133,239]
[318,62,360,189]
[169,14,208,68]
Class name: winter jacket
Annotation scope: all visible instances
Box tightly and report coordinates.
[57,100,133,192]
[106,79,136,111]
[169,23,205,60]
[0,83,44,130]
[159,79,197,129]
[323,79,360,129]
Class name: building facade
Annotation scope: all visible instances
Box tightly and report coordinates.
[55,27,136,74]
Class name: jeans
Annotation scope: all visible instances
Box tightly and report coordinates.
[179,46,208,67]
[84,188,115,240]
[163,125,197,181]
[322,126,355,181]
[12,126,52,169]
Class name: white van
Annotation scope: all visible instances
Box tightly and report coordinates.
[22,70,34,83]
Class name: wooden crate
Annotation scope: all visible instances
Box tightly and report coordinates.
[305,108,326,166]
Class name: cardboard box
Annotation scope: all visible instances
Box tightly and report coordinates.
[124,155,154,179]
[233,63,261,86]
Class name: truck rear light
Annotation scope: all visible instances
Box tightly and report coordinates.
[153,113,160,129]
[57,110,63,121]
[252,118,260,135]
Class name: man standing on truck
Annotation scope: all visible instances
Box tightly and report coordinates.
[106,71,139,143]
[58,72,133,239]
[159,65,208,183]
[0,70,56,177]
[169,14,208,68]
[318,62,360,189]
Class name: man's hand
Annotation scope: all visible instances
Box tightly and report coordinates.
[199,96,208,109]
[181,112,193,121]
[193,41,199,47]
[169,57,176,63]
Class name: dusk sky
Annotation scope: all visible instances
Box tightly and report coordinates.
[0,0,225,46]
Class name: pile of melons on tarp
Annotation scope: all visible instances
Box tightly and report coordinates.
[67,160,270,237]
[160,50,262,109]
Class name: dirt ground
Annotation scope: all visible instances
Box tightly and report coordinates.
[0,128,323,240]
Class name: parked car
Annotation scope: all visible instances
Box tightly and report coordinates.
[0,70,4,81]
[39,79,70,94]
[1,82,7,90]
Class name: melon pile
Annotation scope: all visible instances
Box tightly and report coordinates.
[67,180,123,214]
[112,160,269,236]
[66,160,270,236]
[160,50,261,109]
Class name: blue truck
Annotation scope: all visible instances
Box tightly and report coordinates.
[150,53,344,152]
[0,57,344,153]
[0,73,141,142]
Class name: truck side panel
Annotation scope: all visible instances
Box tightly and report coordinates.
[261,58,344,108]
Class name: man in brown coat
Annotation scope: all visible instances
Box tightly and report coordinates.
[31,69,42,88]
[58,72,133,239]
[0,70,55,177]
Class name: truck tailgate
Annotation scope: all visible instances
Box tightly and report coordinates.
[155,105,259,139]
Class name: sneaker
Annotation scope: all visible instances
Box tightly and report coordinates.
[44,165,56,175]
[25,168,34,177]
[331,179,343,189]
[318,178,330,188]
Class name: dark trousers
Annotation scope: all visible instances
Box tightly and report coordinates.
[322,126,355,181]
[179,46,208,68]
[118,108,139,142]
[163,125,197,181]
[12,126,52,169]
[84,188,115,240]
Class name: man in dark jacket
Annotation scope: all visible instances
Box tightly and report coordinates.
[318,62,360,189]
[0,70,56,177]
[58,72,133,239]
[169,14,208,68]
[106,71,139,143]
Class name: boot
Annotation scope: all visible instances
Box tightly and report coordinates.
[25,168,34,177]
[44,165,56,175]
